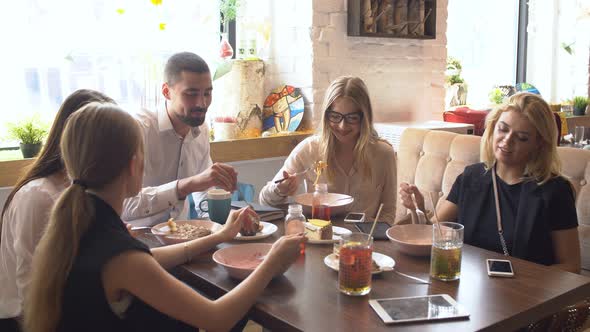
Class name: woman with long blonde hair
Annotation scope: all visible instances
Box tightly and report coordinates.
[0,89,114,332]
[24,103,304,332]
[259,76,397,223]
[400,92,580,272]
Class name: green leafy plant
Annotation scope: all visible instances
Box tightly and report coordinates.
[445,56,465,85]
[561,42,575,55]
[573,96,588,111]
[220,0,240,26]
[489,88,504,105]
[6,115,49,145]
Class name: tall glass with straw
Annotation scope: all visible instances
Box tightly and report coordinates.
[338,204,383,296]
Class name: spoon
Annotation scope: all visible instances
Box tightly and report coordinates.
[130,226,152,231]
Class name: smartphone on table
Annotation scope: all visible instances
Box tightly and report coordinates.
[344,212,365,223]
[486,259,514,277]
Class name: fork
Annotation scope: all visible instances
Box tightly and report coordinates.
[274,166,313,184]
[410,193,427,225]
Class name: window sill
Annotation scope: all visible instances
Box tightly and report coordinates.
[0,132,311,187]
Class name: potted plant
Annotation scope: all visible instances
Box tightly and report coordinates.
[6,114,49,158]
[572,96,588,116]
[488,88,504,105]
[219,0,240,60]
[445,57,467,107]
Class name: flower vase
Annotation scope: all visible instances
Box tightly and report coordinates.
[219,33,233,60]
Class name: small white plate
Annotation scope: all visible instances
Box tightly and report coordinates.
[324,252,396,275]
[235,221,278,241]
[307,226,352,244]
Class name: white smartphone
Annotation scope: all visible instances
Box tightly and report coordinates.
[344,212,365,223]
[369,294,470,324]
[486,259,514,277]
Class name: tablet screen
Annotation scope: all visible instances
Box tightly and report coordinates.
[355,222,390,240]
[369,294,469,324]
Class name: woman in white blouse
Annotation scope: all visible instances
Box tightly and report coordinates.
[0,90,115,331]
[259,76,397,223]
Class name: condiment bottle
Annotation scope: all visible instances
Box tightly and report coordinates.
[311,183,331,221]
[285,204,306,254]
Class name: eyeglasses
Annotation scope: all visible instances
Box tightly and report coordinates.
[325,110,363,124]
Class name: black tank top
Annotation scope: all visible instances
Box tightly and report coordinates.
[57,195,194,332]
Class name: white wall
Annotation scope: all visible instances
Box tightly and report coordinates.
[311,0,448,123]
[263,0,448,125]
[228,157,286,202]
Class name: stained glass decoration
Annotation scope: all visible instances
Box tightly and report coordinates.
[262,85,304,135]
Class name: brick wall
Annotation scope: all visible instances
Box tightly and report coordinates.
[265,0,448,128]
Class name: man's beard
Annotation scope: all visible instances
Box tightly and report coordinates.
[179,107,207,127]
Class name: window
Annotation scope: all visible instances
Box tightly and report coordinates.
[0,0,219,146]
[447,0,590,106]
[527,0,590,103]
[446,0,520,106]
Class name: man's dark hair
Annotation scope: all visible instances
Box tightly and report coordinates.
[164,52,210,86]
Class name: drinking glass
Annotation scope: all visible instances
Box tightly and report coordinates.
[574,126,585,147]
[430,222,464,281]
[338,233,373,296]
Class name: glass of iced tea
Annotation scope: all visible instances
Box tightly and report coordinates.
[430,222,464,281]
[338,233,373,296]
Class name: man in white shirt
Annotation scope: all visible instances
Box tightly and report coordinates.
[123,52,237,226]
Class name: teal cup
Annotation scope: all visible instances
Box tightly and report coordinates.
[199,189,232,224]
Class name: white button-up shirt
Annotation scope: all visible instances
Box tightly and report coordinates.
[0,174,67,318]
[122,107,212,226]
[259,136,397,223]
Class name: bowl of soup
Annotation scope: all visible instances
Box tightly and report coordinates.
[213,243,273,280]
[386,224,433,256]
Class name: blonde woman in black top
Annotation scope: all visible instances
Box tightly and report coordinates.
[24,103,305,332]
[399,93,580,273]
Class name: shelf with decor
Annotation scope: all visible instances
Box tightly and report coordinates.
[0,132,312,187]
[347,0,436,39]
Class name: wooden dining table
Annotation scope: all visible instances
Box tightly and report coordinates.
[139,218,590,332]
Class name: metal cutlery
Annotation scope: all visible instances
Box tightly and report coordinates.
[380,267,431,284]
[274,166,313,184]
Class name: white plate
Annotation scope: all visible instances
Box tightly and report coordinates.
[150,219,223,245]
[235,221,278,241]
[307,226,352,244]
[324,252,396,275]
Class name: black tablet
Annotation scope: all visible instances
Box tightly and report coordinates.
[355,222,390,240]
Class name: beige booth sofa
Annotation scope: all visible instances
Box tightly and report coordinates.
[395,128,590,271]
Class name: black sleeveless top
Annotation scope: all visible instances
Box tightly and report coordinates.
[57,195,194,332]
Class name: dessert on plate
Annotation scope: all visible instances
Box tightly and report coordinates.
[240,210,263,236]
[304,218,333,240]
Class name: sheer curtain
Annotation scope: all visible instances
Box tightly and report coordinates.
[0,0,219,144]
[527,0,590,103]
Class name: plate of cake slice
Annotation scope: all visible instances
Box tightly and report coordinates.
[304,219,352,244]
[235,222,278,241]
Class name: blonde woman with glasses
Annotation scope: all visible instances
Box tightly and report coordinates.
[260,76,397,223]
[24,103,304,332]
[400,93,580,273]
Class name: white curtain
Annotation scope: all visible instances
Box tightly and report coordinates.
[0,0,219,144]
[527,0,590,103]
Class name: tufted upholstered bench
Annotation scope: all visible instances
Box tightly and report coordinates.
[395,128,590,271]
